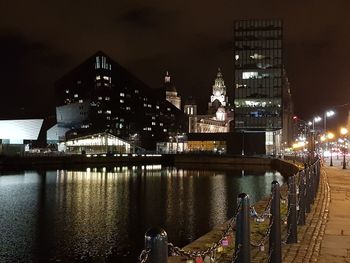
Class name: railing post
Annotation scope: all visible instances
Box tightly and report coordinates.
[298,171,306,225]
[310,165,315,204]
[287,175,297,243]
[269,181,282,263]
[235,193,251,263]
[305,168,311,213]
[313,164,318,199]
[144,227,168,263]
[316,160,321,193]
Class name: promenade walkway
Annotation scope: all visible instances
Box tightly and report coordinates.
[319,159,350,262]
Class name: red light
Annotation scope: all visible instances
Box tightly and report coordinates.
[293,116,298,120]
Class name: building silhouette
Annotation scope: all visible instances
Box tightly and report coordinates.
[49,51,187,150]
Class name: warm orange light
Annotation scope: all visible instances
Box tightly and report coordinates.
[340,127,348,135]
[320,135,326,142]
[327,132,335,139]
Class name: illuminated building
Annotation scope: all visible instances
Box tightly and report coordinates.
[51,51,187,150]
[163,71,181,110]
[0,119,44,155]
[234,19,294,154]
[183,97,197,133]
[190,68,233,133]
[208,68,228,114]
[63,132,131,155]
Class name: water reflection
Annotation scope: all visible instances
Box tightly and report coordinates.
[0,166,283,262]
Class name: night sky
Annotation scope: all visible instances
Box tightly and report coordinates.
[1,0,350,128]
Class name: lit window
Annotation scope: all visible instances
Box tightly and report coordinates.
[152,122,156,125]
[106,116,111,120]
[120,118,124,122]
[250,53,265,60]
[65,89,70,94]
[105,97,110,101]
[163,129,167,132]
[120,93,125,97]
[98,97,103,100]
[160,123,163,126]
[120,99,124,103]
[243,72,258,79]
[96,76,101,80]
[106,110,111,114]
[167,107,171,111]
[148,104,152,108]
[74,94,78,98]
[126,106,131,110]
[156,105,160,109]
[103,76,109,80]
[135,90,139,94]
[79,99,83,103]
[143,103,147,107]
[98,110,102,114]
[152,116,155,120]
[235,54,239,60]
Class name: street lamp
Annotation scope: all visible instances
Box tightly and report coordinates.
[310,116,322,155]
[340,127,348,169]
[324,110,335,131]
[327,132,335,166]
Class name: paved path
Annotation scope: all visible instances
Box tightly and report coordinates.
[319,159,350,262]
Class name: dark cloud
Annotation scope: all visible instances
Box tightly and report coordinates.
[120,7,159,28]
[0,32,71,118]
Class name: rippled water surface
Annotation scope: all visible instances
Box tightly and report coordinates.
[0,165,283,262]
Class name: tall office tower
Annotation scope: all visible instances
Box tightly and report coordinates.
[234,19,283,131]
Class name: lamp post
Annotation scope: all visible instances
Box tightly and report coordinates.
[327,132,334,166]
[309,116,322,156]
[340,127,348,169]
[324,110,335,132]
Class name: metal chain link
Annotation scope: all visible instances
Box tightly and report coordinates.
[250,197,272,221]
[232,244,241,263]
[169,203,241,259]
[250,220,273,248]
[138,249,150,263]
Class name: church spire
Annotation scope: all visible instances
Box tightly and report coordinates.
[165,71,171,83]
[216,67,222,78]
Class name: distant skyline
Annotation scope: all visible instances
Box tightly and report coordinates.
[1,0,350,128]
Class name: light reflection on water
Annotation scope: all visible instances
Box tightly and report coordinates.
[0,165,283,262]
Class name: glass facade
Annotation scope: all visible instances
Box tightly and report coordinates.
[234,19,283,130]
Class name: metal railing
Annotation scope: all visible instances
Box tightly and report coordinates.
[137,157,322,263]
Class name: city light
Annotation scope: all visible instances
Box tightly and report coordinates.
[327,132,335,139]
[326,110,335,117]
[340,127,348,135]
[314,116,322,123]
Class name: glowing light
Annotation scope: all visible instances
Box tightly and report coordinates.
[327,132,335,139]
[314,116,322,123]
[326,110,335,117]
[340,127,348,135]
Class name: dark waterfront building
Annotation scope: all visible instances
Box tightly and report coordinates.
[234,19,294,154]
[51,51,187,150]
